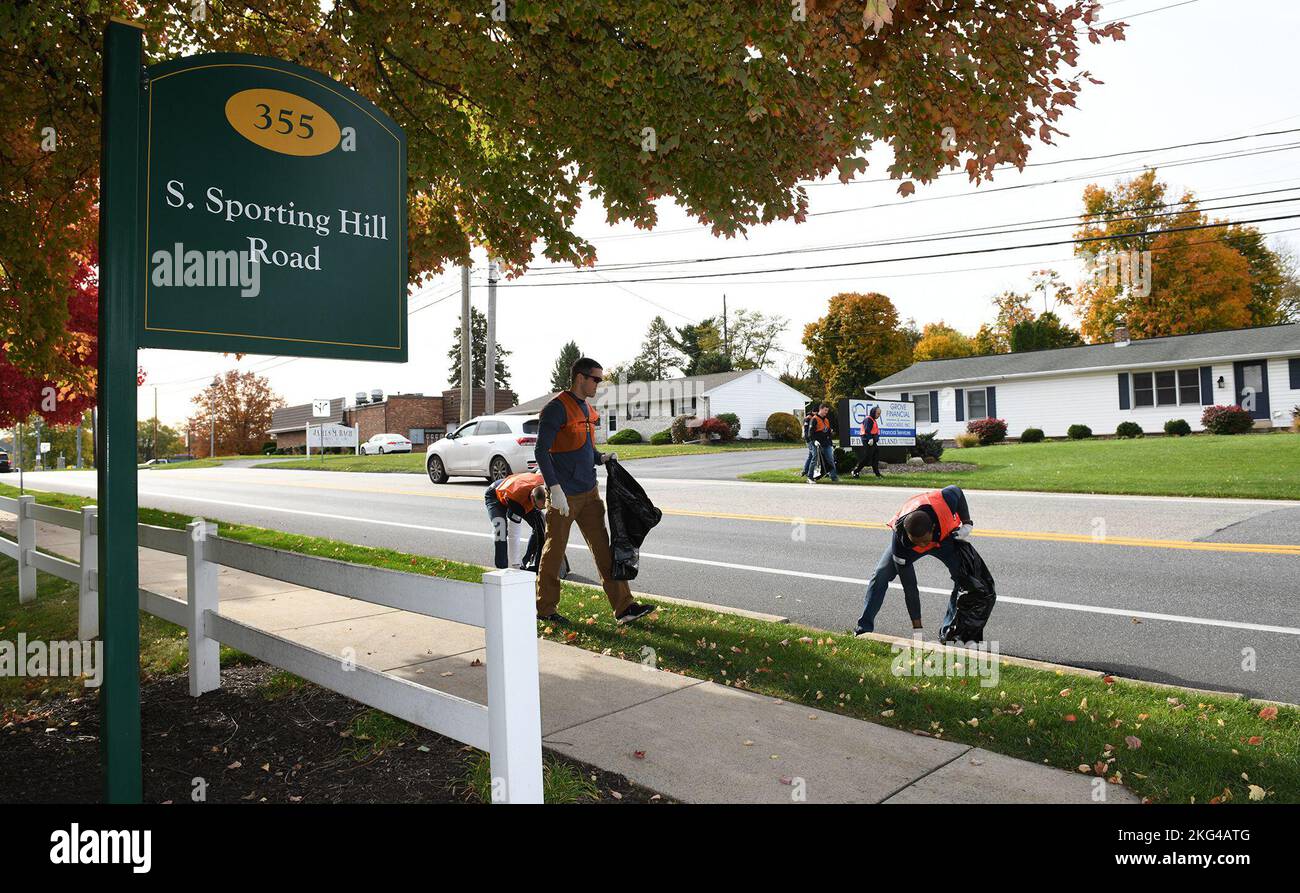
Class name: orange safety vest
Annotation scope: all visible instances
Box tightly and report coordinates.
[495,472,544,513]
[812,415,831,434]
[890,489,961,554]
[864,416,880,437]
[549,391,600,453]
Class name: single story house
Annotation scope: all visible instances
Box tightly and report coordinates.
[506,368,810,443]
[866,322,1300,439]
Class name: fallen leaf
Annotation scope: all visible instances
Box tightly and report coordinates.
[1248,784,1266,801]
[1125,736,1142,750]
[1064,714,1077,723]
[1258,706,1279,721]
[1247,736,1263,746]
[227,761,242,770]
[633,750,646,760]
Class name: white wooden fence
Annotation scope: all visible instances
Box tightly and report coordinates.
[0,493,543,803]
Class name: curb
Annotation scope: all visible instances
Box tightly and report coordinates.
[856,631,1298,709]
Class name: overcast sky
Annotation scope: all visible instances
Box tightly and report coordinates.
[139,0,1300,426]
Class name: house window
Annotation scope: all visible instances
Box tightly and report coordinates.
[608,415,618,432]
[915,393,932,424]
[1133,368,1200,408]
[966,389,987,420]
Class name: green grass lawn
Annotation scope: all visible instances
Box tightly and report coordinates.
[3,480,1295,803]
[744,432,1300,500]
[141,458,225,471]
[257,439,799,474]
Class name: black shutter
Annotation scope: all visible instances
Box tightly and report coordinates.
[1290,358,1300,390]
[1118,372,1130,410]
[987,386,997,419]
[1200,366,1214,405]
[955,388,965,422]
[929,390,939,422]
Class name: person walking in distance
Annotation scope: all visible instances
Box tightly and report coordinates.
[534,357,655,626]
[801,406,822,483]
[808,403,839,483]
[851,405,883,478]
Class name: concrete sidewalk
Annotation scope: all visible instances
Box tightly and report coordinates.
[4,516,1139,804]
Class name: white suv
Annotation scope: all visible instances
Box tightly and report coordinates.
[361,433,413,455]
[425,415,539,483]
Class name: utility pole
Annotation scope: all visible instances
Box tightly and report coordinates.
[209,375,218,458]
[722,293,729,364]
[76,412,83,468]
[485,258,498,415]
[460,263,472,427]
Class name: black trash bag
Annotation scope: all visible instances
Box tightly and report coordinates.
[939,539,997,643]
[604,457,662,580]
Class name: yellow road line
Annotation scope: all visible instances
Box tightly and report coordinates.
[213,476,1300,556]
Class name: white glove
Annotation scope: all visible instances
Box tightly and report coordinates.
[548,486,570,516]
[955,523,973,540]
[892,554,906,567]
[600,452,617,464]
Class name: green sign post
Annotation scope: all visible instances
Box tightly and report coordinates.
[97,20,407,801]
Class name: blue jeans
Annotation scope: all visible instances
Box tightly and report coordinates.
[855,537,962,633]
[802,442,819,477]
[817,443,839,481]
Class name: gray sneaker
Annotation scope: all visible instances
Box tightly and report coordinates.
[616,603,655,625]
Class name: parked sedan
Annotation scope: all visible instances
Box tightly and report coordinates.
[360,433,413,455]
[0,451,10,473]
[425,415,539,483]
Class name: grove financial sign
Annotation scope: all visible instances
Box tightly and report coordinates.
[138,53,408,360]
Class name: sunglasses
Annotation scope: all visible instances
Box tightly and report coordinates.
[581,372,604,384]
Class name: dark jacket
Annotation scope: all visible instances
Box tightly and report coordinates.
[940,539,997,643]
[604,457,662,580]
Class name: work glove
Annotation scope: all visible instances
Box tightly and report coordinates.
[548,486,570,517]
[599,452,617,464]
[955,523,973,541]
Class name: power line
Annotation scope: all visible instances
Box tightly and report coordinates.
[497,213,1300,287]
[519,187,1300,277]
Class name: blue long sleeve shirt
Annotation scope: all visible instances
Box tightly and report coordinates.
[534,392,604,496]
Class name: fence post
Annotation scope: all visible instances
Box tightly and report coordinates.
[185,520,221,696]
[79,508,99,640]
[16,495,35,605]
[482,568,543,804]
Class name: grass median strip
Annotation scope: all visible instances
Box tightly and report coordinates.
[2,481,1295,804]
[744,432,1300,500]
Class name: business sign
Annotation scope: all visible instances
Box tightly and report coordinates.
[839,398,916,448]
[307,423,358,449]
[137,53,407,361]
[311,399,332,418]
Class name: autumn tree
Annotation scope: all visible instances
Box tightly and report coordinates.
[1009,312,1083,352]
[3,1,1123,388]
[726,309,789,370]
[446,307,512,390]
[1070,170,1263,340]
[912,321,975,361]
[549,341,583,391]
[802,292,912,401]
[186,370,283,457]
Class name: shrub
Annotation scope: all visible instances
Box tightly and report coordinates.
[765,411,801,442]
[1163,418,1192,437]
[1201,404,1254,435]
[910,431,945,462]
[1020,427,1045,443]
[607,428,642,445]
[698,417,730,441]
[1115,421,1144,439]
[261,441,277,454]
[649,428,672,445]
[954,432,981,448]
[832,446,856,474]
[670,414,695,444]
[1067,424,1092,440]
[966,417,1007,445]
[716,412,741,442]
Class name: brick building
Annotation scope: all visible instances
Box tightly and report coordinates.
[269,388,517,454]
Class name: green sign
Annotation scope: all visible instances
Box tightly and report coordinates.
[137,53,407,360]
[97,22,409,803]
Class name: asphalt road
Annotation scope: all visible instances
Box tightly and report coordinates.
[15,459,1300,703]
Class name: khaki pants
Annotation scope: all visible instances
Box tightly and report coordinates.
[536,486,633,617]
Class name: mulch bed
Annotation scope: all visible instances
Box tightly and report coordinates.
[869,461,977,475]
[0,663,668,805]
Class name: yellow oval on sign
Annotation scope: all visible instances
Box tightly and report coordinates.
[224,89,341,156]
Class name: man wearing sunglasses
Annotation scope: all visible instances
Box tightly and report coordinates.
[533,356,655,626]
